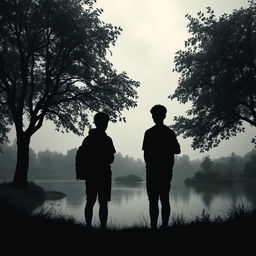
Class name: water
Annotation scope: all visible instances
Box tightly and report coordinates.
[34,180,256,227]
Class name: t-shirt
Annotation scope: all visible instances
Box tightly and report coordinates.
[142,125,180,171]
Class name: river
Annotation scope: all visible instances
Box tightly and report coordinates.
[34,180,256,227]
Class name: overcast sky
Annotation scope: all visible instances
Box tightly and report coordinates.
[9,0,255,160]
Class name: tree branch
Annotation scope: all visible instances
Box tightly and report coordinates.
[237,114,256,127]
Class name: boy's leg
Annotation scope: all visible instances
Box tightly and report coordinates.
[159,181,171,228]
[99,201,108,229]
[148,199,159,229]
[160,196,170,228]
[98,173,111,229]
[146,175,159,229]
[85,180,97,227]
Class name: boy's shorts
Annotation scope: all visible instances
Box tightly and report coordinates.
[85,174,112,202]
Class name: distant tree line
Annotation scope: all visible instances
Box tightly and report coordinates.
[0,143,255,182]
[185,151,256,185]
[0,143,145,181]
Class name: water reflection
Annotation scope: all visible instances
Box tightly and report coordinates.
[171,182,192,204]
[186,183,235,208]
[34,180,256,226]
[36,180,85,207]
[242,182,256,205]
[185,182,256,209]
[111,182,144,206]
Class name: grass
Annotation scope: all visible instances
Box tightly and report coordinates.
[0,181,255,253]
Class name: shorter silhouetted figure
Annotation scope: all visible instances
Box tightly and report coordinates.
[142,105,181,229]
[82,112,116,229]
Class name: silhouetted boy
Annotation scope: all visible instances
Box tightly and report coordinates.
[142,105,181,229]
[82,112,116,229]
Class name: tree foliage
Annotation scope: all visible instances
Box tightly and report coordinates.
[170,0,256,151]
[0,0,140,185]
[200,156,213,172]
[0,0,139,138]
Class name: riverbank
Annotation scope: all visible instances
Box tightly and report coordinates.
[0,181,65,213]
[0,182,255,253]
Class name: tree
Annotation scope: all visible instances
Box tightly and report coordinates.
[242,154,256,178]
[170,0,256,152]
[200,156,213,172]
[226,152,244,177]
[0,0,140,186]
[173,154,197,182]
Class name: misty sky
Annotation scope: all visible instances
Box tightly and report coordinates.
[9,0,255,160]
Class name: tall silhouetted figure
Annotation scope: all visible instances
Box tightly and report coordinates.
[82,112,116,229]
[142,105,181,229]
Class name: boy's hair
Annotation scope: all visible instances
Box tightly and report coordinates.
[94,112,110,123]
[150,105,167,116]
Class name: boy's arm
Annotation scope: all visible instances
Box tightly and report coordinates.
[142,132,151,165]
[108,137,116,164]
[171,131,181,154]
[143,151,151,166]
[109,154,114,164]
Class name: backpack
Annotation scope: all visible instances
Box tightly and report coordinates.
[75,145,87,180]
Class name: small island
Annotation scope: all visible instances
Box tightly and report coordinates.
[115,174,143,183]
[184,156,234,186]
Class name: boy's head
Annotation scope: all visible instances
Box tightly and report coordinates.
[94,112,110,131]
[150,104,167,125]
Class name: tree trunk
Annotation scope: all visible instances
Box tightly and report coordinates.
[13,133,31,187]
